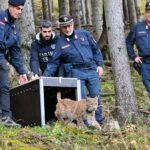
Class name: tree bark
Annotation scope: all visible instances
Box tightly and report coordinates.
[48,0,53,21]
[17,0,35,71]
[85,0,92,25]
[42,0,50,20]
[80,0,86,24]
[58,0,69,16]
[123,0,129,24]
[0,0,8,9]
[91,0,103,41]
[104,0,138,126]
[134,0,141,21]
[69,0,81,28]
[127,0,137,29]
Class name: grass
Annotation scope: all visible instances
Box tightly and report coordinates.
[1,0,150,149]
[1,64,150,150]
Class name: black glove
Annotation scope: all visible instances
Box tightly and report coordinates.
[133,61,141,75]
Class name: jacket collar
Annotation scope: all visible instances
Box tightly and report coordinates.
[35,32,56,45]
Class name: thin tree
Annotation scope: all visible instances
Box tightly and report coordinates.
[69,0,81,28]
[123,0,129,25]
[134,0,141,21]
[85,0,92,25]
[80,0,86,25]
[104,0,138,126]
[42,0,49,19]
[91,0,103,41]
[58,0,69,16]
[127,0,137,28]
[48,0,53,21]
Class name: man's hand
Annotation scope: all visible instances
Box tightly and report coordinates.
[134,56,142,64]
[97,66,104,77]
[18,74,28,85]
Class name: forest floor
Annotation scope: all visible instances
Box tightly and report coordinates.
[0,63,150,150]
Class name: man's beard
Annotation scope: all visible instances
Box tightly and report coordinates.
[44,36,51,40]
[65,30,73,36]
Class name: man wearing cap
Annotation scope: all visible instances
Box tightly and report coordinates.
[0,0,28,127]
[126,2,150,97]
[43,14,104,126]
[30,20,59,79]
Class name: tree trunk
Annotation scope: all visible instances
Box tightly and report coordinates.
[48,0,53,21]
[80,0,86,24]
[69,0,81,28]
[123,0,129,25]
[85,0,92,25]
[134,0,141,21]
[17,0,35,71]
[98,4,109,60]
[104,0,138,126]
[91,0,103,41]
[58,0,69,16]
[0,0,8,9]
[42,0,50,19]
[127,0,137,29]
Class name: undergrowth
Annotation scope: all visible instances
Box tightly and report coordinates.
[0,64,150,150]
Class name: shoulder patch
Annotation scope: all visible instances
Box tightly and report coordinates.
[0,21,5,26]
[61,44,70,49]
[138,31,146,34]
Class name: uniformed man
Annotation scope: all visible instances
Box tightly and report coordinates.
[126,2,150,97]
[30,20,58,79]
[43,14,104,126]
[0,0,28,127]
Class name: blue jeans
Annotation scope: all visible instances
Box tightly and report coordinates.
[0,59,12,117]
[72,68,103,124]
[141,62,150,94]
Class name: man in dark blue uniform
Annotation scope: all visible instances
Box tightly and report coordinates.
[43,15,104,126]
[30,20,58,79]
[126,2,150,97]
[0,0,28,127]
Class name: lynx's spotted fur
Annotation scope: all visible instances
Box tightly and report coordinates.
[54,91,101,130]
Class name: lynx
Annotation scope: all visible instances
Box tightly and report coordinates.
[54,91,101,130]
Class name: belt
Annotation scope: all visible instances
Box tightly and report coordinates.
[72,61,96,68]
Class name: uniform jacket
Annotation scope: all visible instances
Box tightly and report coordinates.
[0,9,26,74]
[126,21,150,60]
[30,32,58,74]
[43,29,103,76]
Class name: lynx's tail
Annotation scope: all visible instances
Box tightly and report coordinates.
[57,91,61,101]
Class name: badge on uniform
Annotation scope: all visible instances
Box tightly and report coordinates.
[51,44,56,49]
[12,25,17,34]
[80,37,85,42]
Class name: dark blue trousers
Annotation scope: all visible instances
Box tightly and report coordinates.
[72,68,103,124]
[0,59,12,117]
[141,62,150,94]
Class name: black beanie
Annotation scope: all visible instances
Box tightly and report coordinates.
[8,0,26,6]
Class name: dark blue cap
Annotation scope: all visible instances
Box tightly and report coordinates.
[8,0,26,6]
[59,14,73,26]
[145,2,150,10]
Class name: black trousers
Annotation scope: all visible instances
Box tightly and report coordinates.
[0,59,12,117]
